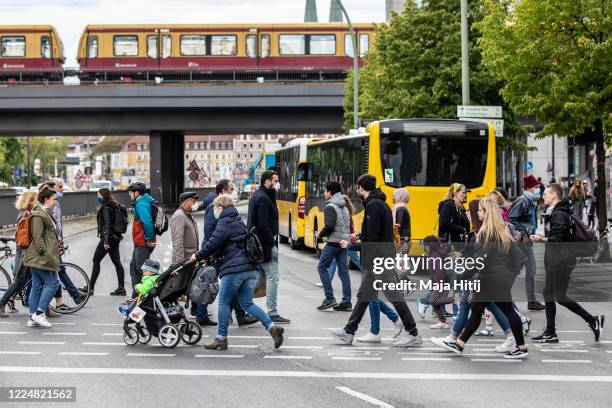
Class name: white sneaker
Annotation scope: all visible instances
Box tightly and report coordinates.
[495,336,517,353]
[393,331,423,347]
[314,282,323,287]
[356,332,381,343]
[430,321,450,329]
[30,313,51,328]
[26,318,40,328]
[329,328,354,345]
[393,319,404,339]
[521,316,531,335]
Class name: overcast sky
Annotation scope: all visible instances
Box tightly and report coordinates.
[1,0,386,65]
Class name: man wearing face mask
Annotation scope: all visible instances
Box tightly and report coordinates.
[509,174,545,311]
[171,192,216,326]
[248,170,291,324]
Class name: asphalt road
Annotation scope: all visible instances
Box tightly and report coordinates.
[0,208,611,408]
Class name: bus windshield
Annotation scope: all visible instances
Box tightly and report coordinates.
[380,127,488,188]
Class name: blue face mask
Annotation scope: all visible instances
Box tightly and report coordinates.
[97,196,104,205]
[55,191,64,199]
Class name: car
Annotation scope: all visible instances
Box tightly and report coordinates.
[88,180,112,192]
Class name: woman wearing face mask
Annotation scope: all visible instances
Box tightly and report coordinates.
[88,188,126,296]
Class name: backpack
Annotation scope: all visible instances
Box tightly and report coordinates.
[112,203,129,235]
[508,196,530,221]
[244,227,265,264]
[151,202,169,235]
[188,264,219,305]
[15,211,32,249]
[569,213,598,257]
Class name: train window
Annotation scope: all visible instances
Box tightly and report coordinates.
[279,35,305,55]
[162,35,172,58]
[1,36,26,57]
[309,35,335,55]
[180,35,206,56]
[261,34,270,58]
[113,35,138,56]
[41,36,51,59]
[246,35,256,58]
[359,34,369,57]
[147,35,158,59]
[211,35,236,56]
[87,35,98,58]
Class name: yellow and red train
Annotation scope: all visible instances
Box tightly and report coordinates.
[1,23,375,82]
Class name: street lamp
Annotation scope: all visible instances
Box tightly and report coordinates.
[335,0,360,130]
[460,0,470,105]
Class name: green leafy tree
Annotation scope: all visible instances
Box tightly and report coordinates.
[478,0,611,235]
[344,0,526,148]
[25,137,72,182]
[0,137,25,183]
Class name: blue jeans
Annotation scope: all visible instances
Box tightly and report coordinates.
[317,245,351,303]
[451,291,512,336]
[28,267,60,314]
[518,241,537,302]
[55,257,80,300]
[217,270,273,338]
[259,246,279,316]
[328,249,361,278]
[369,300,398,335]
[195,303,209,320]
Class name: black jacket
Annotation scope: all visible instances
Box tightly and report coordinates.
[247,186,279,262]
[195,206,256,278]
[543,199,576,271]
[360,189,394,243]
[96,203,121,245]
[472,242,526,302]
[438,199,470,243]
[395,206,411,239]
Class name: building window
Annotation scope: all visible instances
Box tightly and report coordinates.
[1,36,26,57]
[180,35,206,56]
[113,35,138,57]
[41,36,51,59]
[211,35,237,56]
[87,35,98,58]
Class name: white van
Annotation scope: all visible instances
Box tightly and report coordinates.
[88,180,112,192]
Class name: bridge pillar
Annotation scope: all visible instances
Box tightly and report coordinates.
[149,131,184,207]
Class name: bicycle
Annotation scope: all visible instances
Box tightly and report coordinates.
[0,237,91,314]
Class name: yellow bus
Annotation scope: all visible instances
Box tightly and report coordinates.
[276,119,496,252]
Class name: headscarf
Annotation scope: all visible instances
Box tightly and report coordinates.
[392,188,410,224]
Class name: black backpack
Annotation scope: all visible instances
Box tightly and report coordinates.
[235,227,265,264]
[112,203,129,235]
[151,202,169,235]
[569,213,598,257]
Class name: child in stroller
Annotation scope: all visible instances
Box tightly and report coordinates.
[118,259,203,348]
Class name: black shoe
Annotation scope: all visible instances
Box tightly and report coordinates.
[333,302,353,311]
[237,315,259,327]
[504,348,529,359]
[54,304,71,312]
[589,315,605,342]
[532,331,559,343]
[270,315,291,324]
[528,302,545,311]
[196,317,217,326]
[444,311,453,317]
[110,288,126,296]
[190,305,197,317]
[74,294,87,304]
[317,298,338,311]
[270,325,284,349]
[79,286,93,296]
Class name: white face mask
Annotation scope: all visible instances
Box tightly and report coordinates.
[273,182,281,192]
[230,191,238,201]
[191,202,201,212]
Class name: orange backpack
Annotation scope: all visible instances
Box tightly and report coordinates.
[15,211,32,249]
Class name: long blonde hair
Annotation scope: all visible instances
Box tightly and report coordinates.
[476,197,512,254]
[15,191,37,212]
[443,183,466,201]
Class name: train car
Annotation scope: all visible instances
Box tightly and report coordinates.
[76,23,374,81]
[0,25,65,82]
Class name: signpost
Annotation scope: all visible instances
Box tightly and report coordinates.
[457,105,504,137]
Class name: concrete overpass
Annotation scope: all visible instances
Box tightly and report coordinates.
[0,83,345,205]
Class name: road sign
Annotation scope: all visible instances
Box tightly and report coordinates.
[188,160,200,172]
[75,179,83,188]
[189,171,199,181]
[525,161,534,170]
[458,117,504,137]
[457,105,502,119]
[75,169,86,180]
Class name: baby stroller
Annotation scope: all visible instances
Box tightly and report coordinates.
[121,260,203,348]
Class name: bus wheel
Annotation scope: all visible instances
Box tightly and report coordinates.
[314,224,321,258]
[279,235,289,244]
[289,219,303,250]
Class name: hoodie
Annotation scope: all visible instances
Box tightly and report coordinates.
[318,192,350,247]
[133,193,156,247]
[543,199,575,271]
[360,189,394,243]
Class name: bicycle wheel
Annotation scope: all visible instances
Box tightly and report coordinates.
[0,266,11,298]
[49,262,90,314]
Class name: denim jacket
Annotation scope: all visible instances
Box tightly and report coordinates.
[508,195,537,236]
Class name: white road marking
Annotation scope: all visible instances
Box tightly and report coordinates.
[228,345,258,349]
[542,360,592,363]
[18,341,65,345]
[332,357,382,361]
[83,342,125,346]
[90,323,122,326]
[397,347,450,352]
[281,346,323,350]
[228,335,270,339]
[0,322,19,324]
[470,359,522,363]
[397,352,453,356]
[475,339,505,342]
[557,331,591,333]
[335,386,395,408]
[341,346,389,350]
[472,348,497,352]
[47,322,76,325]
[0,331,27,335]
[288,336,330,340]
[102,333,123,336]
[127,353,175,357]
[59,352,109,356]
[42,332,86,336]
[194,355,244,359]
[0,351,41,355]
[6,366,612,382]
[540,349,589,353]
[401,357,453,361]
[263,356,313,360]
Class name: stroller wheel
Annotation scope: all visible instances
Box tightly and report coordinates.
[180,321,203,345]
[158,324,180,348]
[123,327,139,346]
[138,327,151,344]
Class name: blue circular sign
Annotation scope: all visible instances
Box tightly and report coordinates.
[524,161,534,170]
